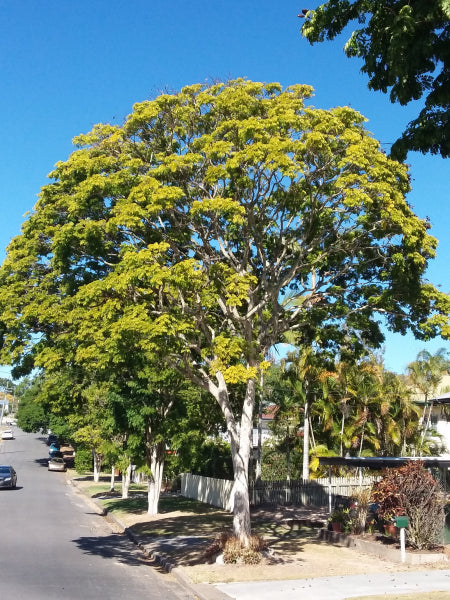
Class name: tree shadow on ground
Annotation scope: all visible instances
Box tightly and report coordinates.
[131,512,233,538]
[253,521,332,560]
[130,512,328,566]
[72,532,151,567]
[103,494,227,517]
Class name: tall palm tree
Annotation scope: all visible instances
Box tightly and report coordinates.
[281,347,336,479]
[406,348,450,441]
[378,370,421,455]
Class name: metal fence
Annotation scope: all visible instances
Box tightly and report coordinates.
[250,476,380,508]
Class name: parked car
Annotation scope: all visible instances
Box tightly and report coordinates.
[1,429,14,440]
[50,450,64,459]
[48,457,66,472]
[0,465,17,488]
[48,443,61,457]
[46,433,59,446]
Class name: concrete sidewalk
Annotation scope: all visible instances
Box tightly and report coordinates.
[212,570,450,600]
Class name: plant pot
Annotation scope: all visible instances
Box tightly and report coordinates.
[331,522,343,533]
[384,523,399,538]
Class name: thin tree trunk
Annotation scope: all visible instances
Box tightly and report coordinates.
[359,403,368,457]
[359,426,365,457]
[110,465,115,492]
[420,393,429,445]
[340,413,345,457]
[424,400,434,433]
[93,450,103,483]
[122,461,132,499]
[309,415,316,448]
[255,371,263,485]
[302,398,309,480]
[286,425,290,481]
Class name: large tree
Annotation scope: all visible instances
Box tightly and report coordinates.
[300,1,450,160]
[0,79,448,544]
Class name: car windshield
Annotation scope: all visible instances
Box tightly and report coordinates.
[0,466,11,474]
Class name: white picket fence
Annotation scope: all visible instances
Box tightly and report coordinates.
[181,473,380,511]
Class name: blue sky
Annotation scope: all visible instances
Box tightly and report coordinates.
[0,0,448,380]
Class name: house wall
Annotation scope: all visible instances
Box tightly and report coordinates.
[411,374,450,457]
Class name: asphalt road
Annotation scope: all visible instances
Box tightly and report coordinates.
[0,428,197,600]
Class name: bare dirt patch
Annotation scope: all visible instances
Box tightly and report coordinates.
[179,536,450,585]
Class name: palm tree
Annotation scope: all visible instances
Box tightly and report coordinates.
[378,370,421,455]
[406,348,450,441]
[281,347,336,479]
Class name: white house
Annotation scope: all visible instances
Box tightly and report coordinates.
[427,390,450,458]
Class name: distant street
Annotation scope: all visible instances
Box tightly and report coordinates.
[0,428,196,600]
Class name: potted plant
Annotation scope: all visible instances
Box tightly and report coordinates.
[329,508,350,533]
[383,516,400,538]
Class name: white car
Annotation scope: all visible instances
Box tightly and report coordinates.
[1,430,14,440]
[48,457,66,472]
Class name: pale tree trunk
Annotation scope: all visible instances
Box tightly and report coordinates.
[359,405,368,457]
[93,450,103,483]
[309,415,316,448]
[286,425,291,481]
[122,462,132,499]
[142,397,173,515]
[198,366,257,546]
[147,440,165,515]
[302,398,310,480]
[340,413,345,457]
[423,400,434,438]
[110,465,115,492]
[228,376,255,546]
[255,371,264,484]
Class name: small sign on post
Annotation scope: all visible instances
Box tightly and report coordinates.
[395,516,410,562]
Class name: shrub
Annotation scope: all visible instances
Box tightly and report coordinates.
[351,487,373,534]
[74,446,93,474]
[371,461,446,550]
[204,531,268,564]
[329,508,350,525]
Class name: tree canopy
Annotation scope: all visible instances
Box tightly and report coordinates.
[0,79,448,542]
[300,1,450,160]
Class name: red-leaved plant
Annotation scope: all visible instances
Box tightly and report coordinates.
[371,461,446,550]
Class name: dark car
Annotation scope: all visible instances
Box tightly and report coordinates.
[46,433,59,446]
[49,450,64,459]
[0,465,17,489]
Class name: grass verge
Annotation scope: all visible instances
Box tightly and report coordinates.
[70,473,320,560]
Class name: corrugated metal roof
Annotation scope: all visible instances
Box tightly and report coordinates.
[431,392,450,404]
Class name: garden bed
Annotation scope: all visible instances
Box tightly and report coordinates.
[318,528,450,565]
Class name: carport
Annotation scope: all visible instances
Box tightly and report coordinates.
[319,455,450,514]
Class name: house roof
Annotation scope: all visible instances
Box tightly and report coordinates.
[319,456,450,469]
[430,392,450,405]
